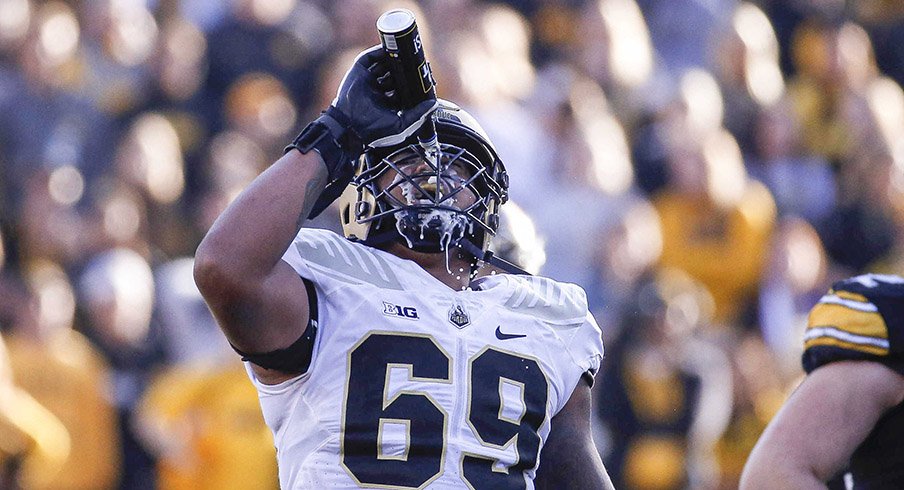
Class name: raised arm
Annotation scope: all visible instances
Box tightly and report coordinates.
[740,360,904,489]
[534,377,615,490]
[193,46,437,383]
[194,149,324,383]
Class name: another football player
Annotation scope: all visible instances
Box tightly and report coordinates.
[194,45,613,489]
[740,274,904,489]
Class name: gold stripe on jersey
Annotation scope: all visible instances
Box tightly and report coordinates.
[833,290,870,303]
[803,335,889,356]
[807,303,888,340]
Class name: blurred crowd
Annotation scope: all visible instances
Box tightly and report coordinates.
[0,0,903,488]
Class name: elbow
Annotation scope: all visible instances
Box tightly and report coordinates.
[193,243,222,299]
[193,238,242,301]
[193,226,281,304]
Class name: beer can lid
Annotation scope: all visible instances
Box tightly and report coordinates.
[376,8,415,34]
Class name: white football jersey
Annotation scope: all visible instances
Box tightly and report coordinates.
[245,228,604,489]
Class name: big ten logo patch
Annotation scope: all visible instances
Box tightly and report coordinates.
[383,301,420,320]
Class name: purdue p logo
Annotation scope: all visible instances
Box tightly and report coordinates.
[448,304,470,329]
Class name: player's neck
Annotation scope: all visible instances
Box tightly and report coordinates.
[383,241,473,290]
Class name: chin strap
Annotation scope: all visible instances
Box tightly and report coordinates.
[457,238,531,276]
[355,228,398,248]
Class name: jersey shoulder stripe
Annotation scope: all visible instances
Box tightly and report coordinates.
[285,228,404,290]
[805,293,889,348]
[803,326,889,356]
[818,291,877,311]
[802,274,904,373]
[500,275,588,325]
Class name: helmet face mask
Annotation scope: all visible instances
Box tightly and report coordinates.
[339,100,508,255]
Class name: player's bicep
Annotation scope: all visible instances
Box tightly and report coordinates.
[534,377,614,490]
[741,361,904,488]
[204,259,310,362]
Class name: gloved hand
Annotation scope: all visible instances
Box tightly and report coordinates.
[287,45,438,218]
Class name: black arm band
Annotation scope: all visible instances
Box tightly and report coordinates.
[231,278,319,374]
[285,109,364,218]
[284,108,363,181]
[284,117,346,181]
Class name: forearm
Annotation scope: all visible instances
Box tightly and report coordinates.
[741,361,904,490]
[195,150,327,287]
[740,398,855,490]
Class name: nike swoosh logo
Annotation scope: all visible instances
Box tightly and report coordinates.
[495,326,527,340]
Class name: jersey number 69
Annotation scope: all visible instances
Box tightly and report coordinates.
[341,332,549,489]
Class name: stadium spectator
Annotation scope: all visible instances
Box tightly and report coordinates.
[569,0,657,127]
[588,198,663,339]
[714,331,787,488]
[595,269,732,489]
[4,261,121,489]
[756,217,832,371]
[746,97,836,224]
[712,2,785,155]
[0,295,71,490]
[77,248,163,489]
[653,119,777,326]
[785,18,879,166]
[818,143,900,273]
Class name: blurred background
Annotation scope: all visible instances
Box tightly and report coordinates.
[0,0,902,488]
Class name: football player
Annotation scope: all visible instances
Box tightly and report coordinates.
[194,45,613,489]
[740,273,904,489]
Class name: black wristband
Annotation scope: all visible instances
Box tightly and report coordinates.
[285,111,363,219]
[284,117,344,182]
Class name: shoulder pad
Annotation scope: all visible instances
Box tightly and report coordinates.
[500,276,589,324]
[285,229,405,290]
[803,274,904,373]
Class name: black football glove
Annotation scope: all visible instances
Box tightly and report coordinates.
[286,46,438,218]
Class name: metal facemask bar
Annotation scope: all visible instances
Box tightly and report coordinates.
[356,141,503,252]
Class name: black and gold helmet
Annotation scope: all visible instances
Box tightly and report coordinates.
[339,99,509,254]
